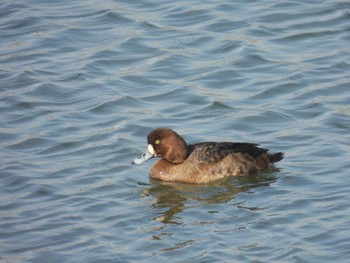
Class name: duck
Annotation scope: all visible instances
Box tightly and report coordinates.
[132,128,284,184]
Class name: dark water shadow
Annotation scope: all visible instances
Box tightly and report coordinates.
[140,172,278,224]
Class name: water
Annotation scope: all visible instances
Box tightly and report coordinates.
[1,0,350,262]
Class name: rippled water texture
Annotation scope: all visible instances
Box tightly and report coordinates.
[1,0,350,262]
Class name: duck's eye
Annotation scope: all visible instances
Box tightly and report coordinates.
[155,139,160,145]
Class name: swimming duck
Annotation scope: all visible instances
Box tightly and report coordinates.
[133,128,284,184]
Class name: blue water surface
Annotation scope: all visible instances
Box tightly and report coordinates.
[1,0,350,262]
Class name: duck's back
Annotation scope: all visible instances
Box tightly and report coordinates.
[188,142,269,162]
[186,142,283,179]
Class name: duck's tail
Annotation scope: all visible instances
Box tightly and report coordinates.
[269,152,284,163]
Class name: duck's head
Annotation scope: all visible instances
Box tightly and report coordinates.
[132,128,188,165]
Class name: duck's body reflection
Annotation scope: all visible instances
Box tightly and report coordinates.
[141,173,277,224]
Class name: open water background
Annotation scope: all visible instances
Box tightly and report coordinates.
[1,0,350,262]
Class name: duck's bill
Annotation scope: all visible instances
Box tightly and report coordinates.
[132,147,154,164]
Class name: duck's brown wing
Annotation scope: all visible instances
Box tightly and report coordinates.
[189,142,268,163]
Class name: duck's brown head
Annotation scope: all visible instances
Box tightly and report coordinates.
[133,128,188,165]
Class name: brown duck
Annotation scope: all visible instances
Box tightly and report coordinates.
[133,128,284,184]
